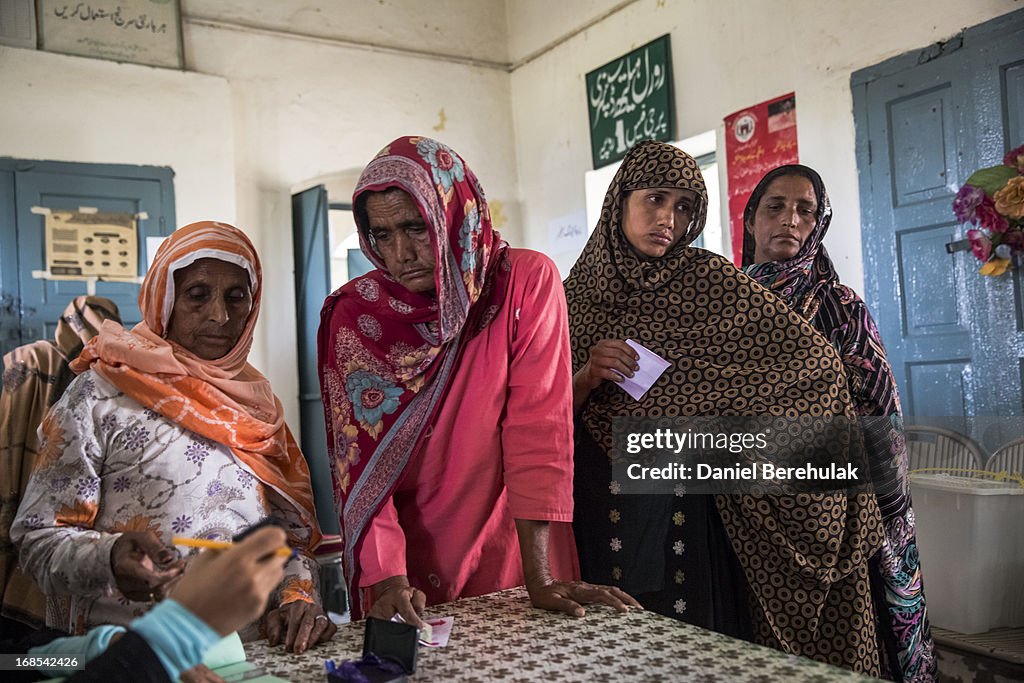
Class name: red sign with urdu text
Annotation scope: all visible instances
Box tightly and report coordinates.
[723,93,798,265]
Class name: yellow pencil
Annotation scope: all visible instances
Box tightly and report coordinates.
[172,536,295,558]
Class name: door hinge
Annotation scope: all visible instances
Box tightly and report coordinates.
[917,32,964,64]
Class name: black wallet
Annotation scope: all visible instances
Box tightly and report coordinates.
[362,617,420,675]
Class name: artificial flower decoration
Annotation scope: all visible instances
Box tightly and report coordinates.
[954,144,1024,275]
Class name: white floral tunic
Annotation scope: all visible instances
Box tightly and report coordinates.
[11,369,318,633]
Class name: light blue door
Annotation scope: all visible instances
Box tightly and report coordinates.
[853,10,1024,450]
[0,159,174,357]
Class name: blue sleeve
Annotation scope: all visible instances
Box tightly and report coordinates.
[129,599,221,681]
[28,625,126,675]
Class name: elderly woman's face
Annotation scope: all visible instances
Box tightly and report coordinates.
[165,258,252,360]
[747,175,818,263]
[621,187,698,258]
[364,189,436,294]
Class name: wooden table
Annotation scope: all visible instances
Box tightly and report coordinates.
[245,587,870,681]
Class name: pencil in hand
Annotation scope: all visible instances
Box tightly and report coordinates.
[172,536,296,558]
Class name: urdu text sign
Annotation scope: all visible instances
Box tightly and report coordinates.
[586,35,674,169]
[38,0,183,69]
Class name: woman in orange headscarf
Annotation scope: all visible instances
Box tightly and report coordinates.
[11,222,332,659]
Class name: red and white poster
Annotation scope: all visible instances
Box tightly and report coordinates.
[723,93,798,265]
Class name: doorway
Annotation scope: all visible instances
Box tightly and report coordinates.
[291,183,367,536]
[852,9,1024,451]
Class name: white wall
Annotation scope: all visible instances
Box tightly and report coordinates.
[182,16,519,430]
[505,0,630,63]
[184,0,510,64]
[3,0,1018,439]
[508,0,1018,292]
[0,47,235,228]
[0,6,518,434]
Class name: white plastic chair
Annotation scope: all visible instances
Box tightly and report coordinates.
[986,437,1024,477]
[905,425,986,473]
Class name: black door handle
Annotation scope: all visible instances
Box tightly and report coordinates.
[945,238,971,254]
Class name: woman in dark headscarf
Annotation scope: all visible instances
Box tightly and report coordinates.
[566,141,885,676]
[743,164,936,682]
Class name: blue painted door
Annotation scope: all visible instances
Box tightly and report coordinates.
[291,184,340,534]
[0,159,174,357]
[853,10,1024,450]
[0,170,20,354]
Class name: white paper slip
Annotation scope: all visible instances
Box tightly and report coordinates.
[618,339,672,401]
[391,613,454,647]
[420,616,454,648]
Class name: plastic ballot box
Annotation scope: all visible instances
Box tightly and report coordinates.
[910,473,1024,634]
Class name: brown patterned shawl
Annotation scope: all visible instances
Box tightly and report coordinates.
[743,164,936,681]
[564,141,884,674]
[0,296,120,628]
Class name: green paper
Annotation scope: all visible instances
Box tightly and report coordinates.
[208,661,290,682]
[202,632,246,669]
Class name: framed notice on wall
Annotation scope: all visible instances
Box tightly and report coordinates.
[37,0,183,69]
[45,210,139,280]
[586,34,674,169]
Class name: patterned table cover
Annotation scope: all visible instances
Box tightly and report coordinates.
[245,587,870,682]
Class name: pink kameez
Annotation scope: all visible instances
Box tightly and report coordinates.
[356,250,579,607]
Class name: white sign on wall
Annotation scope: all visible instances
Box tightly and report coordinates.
[37,0,183,69]
[547,210,589,261]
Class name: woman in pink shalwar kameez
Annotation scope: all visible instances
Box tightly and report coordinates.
[317,136,638,624]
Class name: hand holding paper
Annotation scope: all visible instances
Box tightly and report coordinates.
[617,339,671,401]
[392,612,455,647]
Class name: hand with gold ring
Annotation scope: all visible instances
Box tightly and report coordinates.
[266,600,336,654]
[368,575,426,628]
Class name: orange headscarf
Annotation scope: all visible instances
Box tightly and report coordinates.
[72,221,321,549]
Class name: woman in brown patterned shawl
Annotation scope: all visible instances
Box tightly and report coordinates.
[742,164,936,681]
[565,140,885,675]
[0,296,120,633]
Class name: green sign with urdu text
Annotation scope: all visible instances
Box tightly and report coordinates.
[586,35,674,168]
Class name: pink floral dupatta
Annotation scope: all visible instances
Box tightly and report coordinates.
[317,137,509,613]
